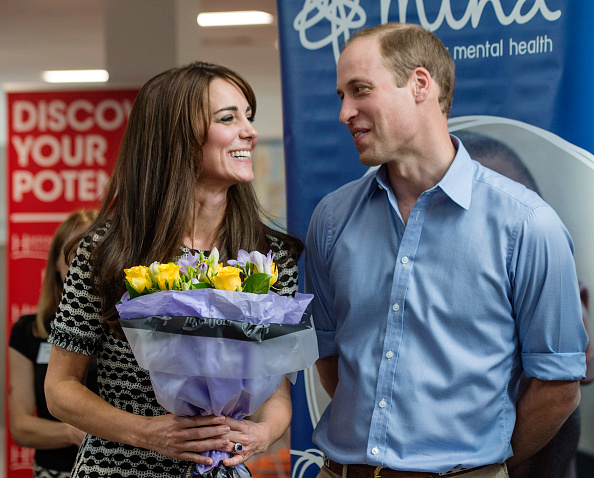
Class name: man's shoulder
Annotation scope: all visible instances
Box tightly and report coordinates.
[309,173,376,242]
[471,161,547,210]
[469,161,570,243]
[316,172,375,209]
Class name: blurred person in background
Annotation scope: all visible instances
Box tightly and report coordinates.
[9,209,99,478]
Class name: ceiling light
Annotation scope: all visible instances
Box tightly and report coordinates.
[41,70,109,83]
[197,11,274,27]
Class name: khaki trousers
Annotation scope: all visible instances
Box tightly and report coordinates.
[316,463,509,478]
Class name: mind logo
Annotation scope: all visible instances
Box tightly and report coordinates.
[293,0,562,63]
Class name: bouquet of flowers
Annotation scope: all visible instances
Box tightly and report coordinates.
[116,248,317,478]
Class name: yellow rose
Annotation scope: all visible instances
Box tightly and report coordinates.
[269,263,278,286]
[213,266,242,291]
[155,263,181,290]
[124,265,152,294]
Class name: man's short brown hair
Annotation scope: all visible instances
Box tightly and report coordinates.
[346,23,456,117]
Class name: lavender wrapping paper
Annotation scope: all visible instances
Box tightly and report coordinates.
[116,288,318,476]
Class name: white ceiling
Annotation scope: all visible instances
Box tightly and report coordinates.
[0,0,284,143]
[0,0,281,85]
[0,0,104,84]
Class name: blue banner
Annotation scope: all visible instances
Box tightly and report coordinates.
[278,2,594,476]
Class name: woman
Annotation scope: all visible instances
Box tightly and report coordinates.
[44,62,303,476]
[9,209,98,478]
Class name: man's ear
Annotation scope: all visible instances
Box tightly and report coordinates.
[411,67,432,104]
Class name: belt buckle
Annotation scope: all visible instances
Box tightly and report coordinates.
[374,466,384,478]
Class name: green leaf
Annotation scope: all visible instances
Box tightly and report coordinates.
[242,273,272,294]
[191,282,212,289]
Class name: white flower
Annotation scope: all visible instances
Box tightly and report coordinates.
[250,250,275,275]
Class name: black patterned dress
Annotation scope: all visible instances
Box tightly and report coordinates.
[48,227,299,478]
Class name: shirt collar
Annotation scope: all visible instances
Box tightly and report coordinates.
[436,135,473,210]
[365,135,473,210]
[364,166,387,200]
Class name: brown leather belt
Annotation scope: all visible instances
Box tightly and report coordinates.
[325,459,487,478]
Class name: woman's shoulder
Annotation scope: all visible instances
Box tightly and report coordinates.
[265,232,300,297]
[88,222,110,245]
[73,222,110,259]
[266,229,304,263]
[266,233,283,250]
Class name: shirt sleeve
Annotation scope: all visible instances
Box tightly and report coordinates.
[511,204,588,380]
[9,315,36,361]
[48,230,105,357]
[305,198,339,358]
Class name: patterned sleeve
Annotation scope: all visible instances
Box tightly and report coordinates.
[47,228,106,357]
[268,235,299,298]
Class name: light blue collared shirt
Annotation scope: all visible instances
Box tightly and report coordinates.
[305,139,587,473]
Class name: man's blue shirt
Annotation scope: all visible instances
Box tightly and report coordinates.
[305,139,587,472]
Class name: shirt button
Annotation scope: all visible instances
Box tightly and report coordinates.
[386,351,394,359]
[379,400,386,408]
[401,256,409,264]
[371,447,379,455]
[392,303,399,312]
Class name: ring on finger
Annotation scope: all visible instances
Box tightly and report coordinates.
[234,442,243,453]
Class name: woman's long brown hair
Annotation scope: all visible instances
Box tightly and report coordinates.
[82,62,302,337]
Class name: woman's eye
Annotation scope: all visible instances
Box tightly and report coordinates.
[247,115,255,123]
[219,115,234,122]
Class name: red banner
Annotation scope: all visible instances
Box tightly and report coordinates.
[5,88,138,477]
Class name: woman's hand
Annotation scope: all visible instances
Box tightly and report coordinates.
[139,414,232,465]
[220,417,273,466]
[220,379,292,467]
[46,346,233,466]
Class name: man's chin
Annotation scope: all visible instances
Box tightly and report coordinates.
[358,154,383,168]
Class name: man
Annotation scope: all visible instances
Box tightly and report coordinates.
[305,23,587,478]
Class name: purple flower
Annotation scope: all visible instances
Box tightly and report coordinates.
[228,249,251,269]
[196,262,208,281]
[177,252,201,276]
